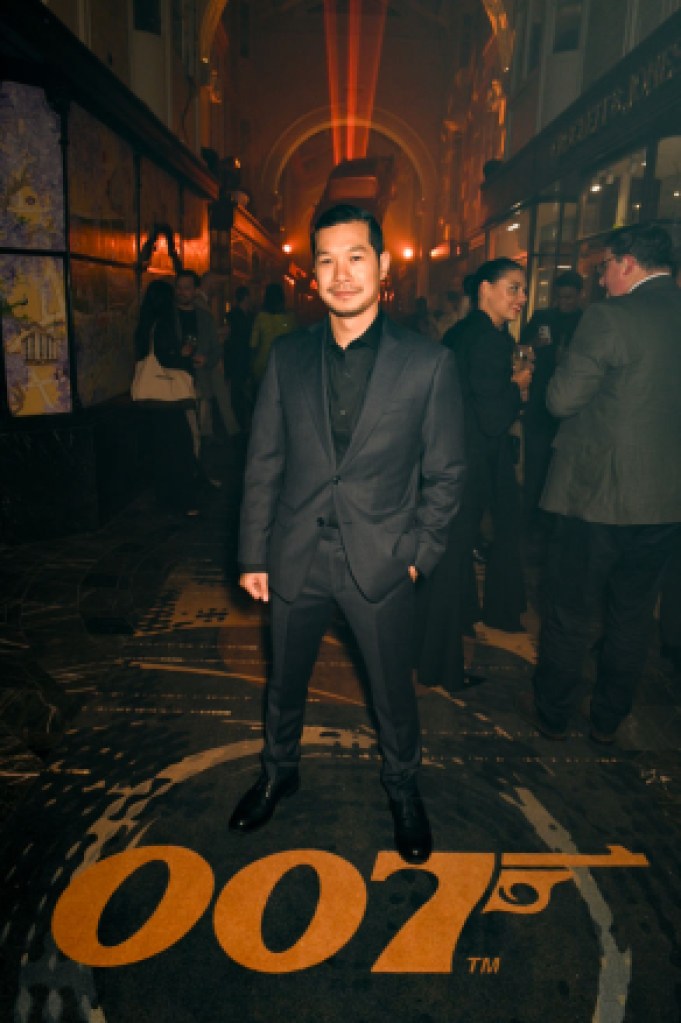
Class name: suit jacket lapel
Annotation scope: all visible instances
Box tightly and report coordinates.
[298,321,333,461]
[339,319,410,468]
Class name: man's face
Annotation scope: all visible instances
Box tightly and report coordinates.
[314,220,390,322]
[598,250,630,298]
[175,276,196,309]
[555,286,580,314]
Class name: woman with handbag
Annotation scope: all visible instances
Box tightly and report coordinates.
[133,280,200,517]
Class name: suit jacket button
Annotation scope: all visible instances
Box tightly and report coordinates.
[333,475,340,484]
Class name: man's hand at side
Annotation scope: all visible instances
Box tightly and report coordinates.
[240,572,270,602]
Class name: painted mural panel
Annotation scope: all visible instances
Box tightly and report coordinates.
[140,158,181,274]
[182,187,209,273]
[0,82,65,250]
[0,255,72,416]
[68,105,136,263]
[71,261,138,408]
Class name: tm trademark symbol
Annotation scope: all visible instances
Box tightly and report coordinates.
[467,956,501,974]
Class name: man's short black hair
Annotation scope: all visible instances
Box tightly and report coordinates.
[311,204,384,260]
[235,285,250,303]
[604,224,674,270]
[554,270,583,292]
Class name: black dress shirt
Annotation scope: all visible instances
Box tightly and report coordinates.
[325,312,382,464]
[321,312,382,529]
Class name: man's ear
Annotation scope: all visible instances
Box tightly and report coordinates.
[379,251,391,280]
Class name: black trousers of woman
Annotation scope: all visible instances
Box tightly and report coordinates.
[480,435,526,632]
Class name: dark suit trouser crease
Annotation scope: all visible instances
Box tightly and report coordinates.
[534,517,681,733]
[263,532,420,799]
[414,503,474,690]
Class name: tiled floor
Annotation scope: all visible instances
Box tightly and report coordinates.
[1,442,680,1022]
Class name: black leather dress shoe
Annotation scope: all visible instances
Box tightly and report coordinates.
[389,795,432,864]
[229,773,299,832]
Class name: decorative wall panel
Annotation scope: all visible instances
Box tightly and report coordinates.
[0,255,72,416]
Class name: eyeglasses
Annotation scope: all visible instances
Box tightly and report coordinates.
[597,256,617,276]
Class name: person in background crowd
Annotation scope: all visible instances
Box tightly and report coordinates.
[175,271,240,454]
[435,290,464,340]
[250,282,297,385]
[230,203,465,865]
[442,259,532,634]
[225,285,254,430]
[522,224,681,744]
[403,295,438,339]
[134,280,199,517]
[520,270,583,543]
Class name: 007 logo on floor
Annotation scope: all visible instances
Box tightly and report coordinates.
[52,844,648,973]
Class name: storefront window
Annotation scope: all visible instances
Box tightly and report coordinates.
[535,202,560,253]
[488,210,529,262]
[579,149,647,237]
[654,137,681,221]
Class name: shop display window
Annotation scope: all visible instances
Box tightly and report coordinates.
[579,149,647,236]
[654,137,681,220]
[489,210,530,261]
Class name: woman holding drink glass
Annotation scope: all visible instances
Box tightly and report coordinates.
[456,258,531,632]
[415,259,532,689]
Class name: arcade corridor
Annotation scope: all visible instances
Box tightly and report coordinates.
[1,444,680,1023]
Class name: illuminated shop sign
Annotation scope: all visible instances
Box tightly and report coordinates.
[551,40,681,161]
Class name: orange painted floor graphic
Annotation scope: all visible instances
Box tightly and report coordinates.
[1,481,680,1023]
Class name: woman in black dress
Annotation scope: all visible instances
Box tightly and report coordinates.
[414,259,531,689]
[453,258,532,631]
[134,280,200,516]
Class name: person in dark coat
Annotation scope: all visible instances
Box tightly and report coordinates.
[225,285,254,430]
[444,259,532,634]
[525,224,681,743]
[229,204,465,864]
[134,280,199,516]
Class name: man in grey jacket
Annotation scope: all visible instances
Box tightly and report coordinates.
[526,224,681,743]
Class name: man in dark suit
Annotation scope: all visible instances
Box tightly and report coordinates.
[230,204,465,863]
[521,224,681,743]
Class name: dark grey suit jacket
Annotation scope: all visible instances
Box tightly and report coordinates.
[238,315,466,603]
[541,274,681,524]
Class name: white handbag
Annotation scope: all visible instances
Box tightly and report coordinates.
[131,328,195,408]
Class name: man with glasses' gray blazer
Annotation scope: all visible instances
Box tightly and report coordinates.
[523,224,681,744]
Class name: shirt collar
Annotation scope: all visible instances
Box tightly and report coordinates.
[326,311,383,353]
[628,271,672,293]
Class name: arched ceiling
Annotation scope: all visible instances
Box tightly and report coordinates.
[262,106,436,202]
[199,0,513,66]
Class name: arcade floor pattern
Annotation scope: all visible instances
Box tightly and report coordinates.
[1,446,680,1023]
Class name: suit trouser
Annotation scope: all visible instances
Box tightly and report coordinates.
[263,530,420,799]
[534,516,681,733]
